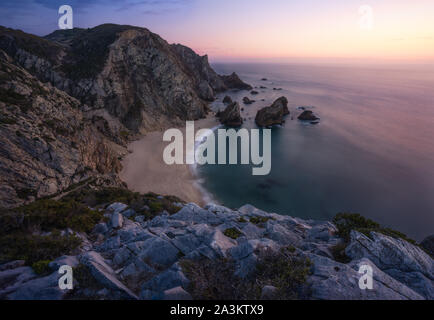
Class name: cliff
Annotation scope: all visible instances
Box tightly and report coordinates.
[0,49,124,208]
[0,25,251,133]
[0,24,251,206]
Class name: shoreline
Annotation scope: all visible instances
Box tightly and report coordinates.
[119,115,220,206]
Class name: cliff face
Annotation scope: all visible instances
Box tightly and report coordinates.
[0,23,252,206]
[0,49,123,208]
[0,25,251,133]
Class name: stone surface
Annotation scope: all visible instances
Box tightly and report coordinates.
[111,212,124,229]
[421,235,434,258]
[163,286,193,300]
[261,285,278,300]
[219,72,252,91]
[1,200,432,300]
[255,97,289,127]
[298,110,319,121]
[217,101,243,127]
[80,251,138,300]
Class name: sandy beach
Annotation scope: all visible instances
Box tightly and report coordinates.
[120,116,220,206]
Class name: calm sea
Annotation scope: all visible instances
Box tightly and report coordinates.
[196,63,434,240]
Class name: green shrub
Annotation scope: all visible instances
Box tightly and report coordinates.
[254,247,312,300]
[180,247,311,300]
[32,260,51,275]
[63,187,142,207]
[250,216,271,225]
[15,199,104,233]
[333,212,416,245]
[180,258,256,300]
[64,187,183,217]
[0,232,81,265]
[223,228,243,240]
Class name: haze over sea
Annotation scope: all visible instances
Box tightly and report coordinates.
[197,62,434,240]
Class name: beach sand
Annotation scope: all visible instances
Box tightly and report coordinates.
[120,116,220,206]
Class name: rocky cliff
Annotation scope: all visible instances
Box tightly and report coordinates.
[0,24,252,206]
[0,194,432,300]
[0,49,124,208]
[0,24,251,133]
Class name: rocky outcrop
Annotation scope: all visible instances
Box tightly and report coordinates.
[243,97,255,105]
[220,72,252,91]
[255,96,289,127]
[222,96,233,105]
[217,102,243,127]
[298,110,319,121]
[345,230,434,299]
[0,49,124,207]
[0,25,253,133]
[421,235,434,258]
[1,201,431,300]
[170,44,226,101]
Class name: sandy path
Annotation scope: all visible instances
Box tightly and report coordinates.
[120,116,219,206]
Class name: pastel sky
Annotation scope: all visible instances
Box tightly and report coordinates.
[1,0,433,62]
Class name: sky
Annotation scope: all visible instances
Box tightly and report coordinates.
[1,0,433,63]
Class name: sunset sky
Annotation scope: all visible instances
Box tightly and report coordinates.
[1,0,433,62]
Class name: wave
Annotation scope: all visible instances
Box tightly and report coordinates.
[189,124,223,205]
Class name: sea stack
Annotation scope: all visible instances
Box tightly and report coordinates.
[298,110,319,121]
[243,97,255,105]
[255,97,290,127]
[217,102,243,127]
[220,72,253,91]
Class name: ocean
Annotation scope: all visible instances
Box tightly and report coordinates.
[196,62,434,241]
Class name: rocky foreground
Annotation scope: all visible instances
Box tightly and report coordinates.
[0,197,432,300]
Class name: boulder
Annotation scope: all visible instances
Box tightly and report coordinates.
[255,97,289,127]
[298,110,319,121]
[140,264,190,298]
[0,266,37,298]
[111,212,124,229]
[217,102,243,127]
[138,237,180,267]
[261,285,278,300]
[80,251,138,300]
[345,231,434,298]
[106,203,128,214]
[345,231,434,280]
[307,253,424,300]
[93,222,109,234]
[5,271,68,300]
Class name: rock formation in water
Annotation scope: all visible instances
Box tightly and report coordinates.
[255,96,290,127]
[0,194,432,300]
[219,72,252,91]
[243,97,255,105]
[217,102,243,127]
[222,95,233,105]
[298,110,319,121]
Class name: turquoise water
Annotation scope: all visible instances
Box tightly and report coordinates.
[197,63,434,240]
